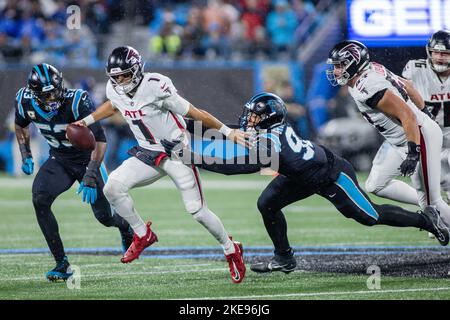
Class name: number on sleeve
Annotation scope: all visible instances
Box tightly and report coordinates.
[285,126,315,160]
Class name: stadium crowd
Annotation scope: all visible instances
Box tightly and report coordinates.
[0,0,326,64]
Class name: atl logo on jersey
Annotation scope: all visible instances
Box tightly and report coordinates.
[429,93,450,101]
[124,110,146,118]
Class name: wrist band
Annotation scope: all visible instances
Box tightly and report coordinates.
[219,125,232,137]
[82,115,95,126]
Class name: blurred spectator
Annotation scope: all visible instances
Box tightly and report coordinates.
[239,0,270,58]
[150,10,182,59]
[181,6,207,59]
[266,0,298,58]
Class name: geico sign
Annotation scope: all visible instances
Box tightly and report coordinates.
[350,0,450,36]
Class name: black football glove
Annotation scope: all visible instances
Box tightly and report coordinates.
[77,160,100,204]
[399,141,420,177]
[161,139,184,159]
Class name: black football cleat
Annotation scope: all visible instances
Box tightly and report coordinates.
[421,206,450,246]
[46,256,73,282]
[251,250,297,274]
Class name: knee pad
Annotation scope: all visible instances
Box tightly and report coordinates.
[175,171,196,191]
[103,179,128,203]
[32,192,54,211]
[364,176,382,194]
[185,198,203,214]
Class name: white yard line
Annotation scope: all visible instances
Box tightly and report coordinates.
[0,178,269,190]
[189,286,450,300]
[0,267,226,282]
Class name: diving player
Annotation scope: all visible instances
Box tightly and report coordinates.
[14,63,133,281]
[160,92,450,274]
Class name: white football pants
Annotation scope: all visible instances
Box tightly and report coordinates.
[103,156,230,246]
[365,117,450,226]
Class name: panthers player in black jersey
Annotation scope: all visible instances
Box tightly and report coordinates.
[161,92,450,274]
[14,63,133,281]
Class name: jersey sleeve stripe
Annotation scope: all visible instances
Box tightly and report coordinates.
[17,88,25,118]
[71,90,83,119]
[169,111,185,130]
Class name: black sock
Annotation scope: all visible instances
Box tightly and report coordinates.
[34,205,65,263]
[375,204,427,228]
[260,209,291,255]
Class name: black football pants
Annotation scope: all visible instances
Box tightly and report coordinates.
[257,158,428,256]
[32,156,130,262]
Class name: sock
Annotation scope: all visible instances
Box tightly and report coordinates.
[375,204,427,228]
[374,180,419,205]
[192,206,234,254]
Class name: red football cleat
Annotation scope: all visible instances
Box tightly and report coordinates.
[225,240,246,284]
[121,221,158,264]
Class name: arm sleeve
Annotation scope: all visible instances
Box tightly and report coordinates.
[14,89,30,128]
[77,92,107,143]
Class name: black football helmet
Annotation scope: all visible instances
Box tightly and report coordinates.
[106,46,144,94]
[326,40,370,86]
[239,92,287,131]
[27,63,64,112]
[427,30,450,73]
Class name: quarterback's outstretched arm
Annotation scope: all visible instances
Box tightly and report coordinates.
[186,104,249,146]
[75,100,117,126]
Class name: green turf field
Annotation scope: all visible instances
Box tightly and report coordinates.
[1,171,450,300]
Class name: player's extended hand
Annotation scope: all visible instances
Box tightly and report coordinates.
[77,168,98,204]
[229,129,251,148]
[21,157,34,175]
[399,142,420,177]
[72,120,87,127]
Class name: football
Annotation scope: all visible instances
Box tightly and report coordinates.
[66,124,96,151]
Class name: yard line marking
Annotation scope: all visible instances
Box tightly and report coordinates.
[0,178,270,190]
[188,286,450,300]
[0,267,227,282]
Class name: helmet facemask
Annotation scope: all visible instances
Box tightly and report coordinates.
[30,82,64,113]
[326,57,355,86]
[108,63,144,95]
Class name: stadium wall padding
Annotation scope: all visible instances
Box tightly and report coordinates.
[0,67,254,137]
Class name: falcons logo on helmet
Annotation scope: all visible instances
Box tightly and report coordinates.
[125,48,140,65]
[340,44,361,63]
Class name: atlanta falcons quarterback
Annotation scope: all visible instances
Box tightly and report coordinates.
[74,46,247,283]
[327,40,450,227]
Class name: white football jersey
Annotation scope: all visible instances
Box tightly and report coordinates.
[402,59,450,148]
[106,72,190,152]
[349,62,427,147]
